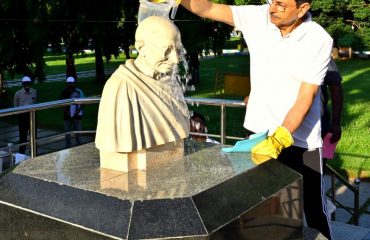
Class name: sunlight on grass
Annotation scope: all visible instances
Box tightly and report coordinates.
[342,68,370,83]
[347,89,363,95]
[326,59,370,179]
[44,53,126,75]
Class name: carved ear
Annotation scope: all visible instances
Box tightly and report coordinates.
[135,40,144,54]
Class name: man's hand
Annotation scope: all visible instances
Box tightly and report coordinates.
[329,124,341,143]
[252,126,294,159]
[243,96,249,105]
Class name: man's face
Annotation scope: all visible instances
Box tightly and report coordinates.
[190,116,206,133]
[142,34,181,74]
[67,83,75,90]
[23,82,31,92]
[269,0,302,28]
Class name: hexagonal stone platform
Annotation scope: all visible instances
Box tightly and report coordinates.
[0,142,303,239]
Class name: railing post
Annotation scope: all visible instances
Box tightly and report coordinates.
[354,178,361,226]
[30,110,37,158]
[331,171,336,221]
[220,104,226,145]
[7,143,14,168]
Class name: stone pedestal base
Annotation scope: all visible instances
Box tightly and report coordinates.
[0,143,303,240]
[99,140,184,172]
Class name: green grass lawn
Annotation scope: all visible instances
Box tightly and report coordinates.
[332,59,370,179]
[4,54,370,180]
[43,52,127,75]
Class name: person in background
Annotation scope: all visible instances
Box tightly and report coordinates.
[14,76,37,154]
[321,58,343,149]
[190,111,219,144]
[60,76,84,148]
[180,0,334,238]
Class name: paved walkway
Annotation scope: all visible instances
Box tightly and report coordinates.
[0,120,369,240]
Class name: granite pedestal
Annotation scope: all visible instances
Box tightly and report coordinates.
[0,142,303,240]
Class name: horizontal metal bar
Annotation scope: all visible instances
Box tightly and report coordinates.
[0,97,101,118]
[0,97,244,118]
[185,97,245,108]
[190,132,244,141]
[326,164,358,192]
[0,97,246,156]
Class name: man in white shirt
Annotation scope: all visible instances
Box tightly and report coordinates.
[60,77,84,148]
[181,0,333,239]
[14,76,37,154]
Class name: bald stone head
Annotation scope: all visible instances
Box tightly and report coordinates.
[134,16,182,76]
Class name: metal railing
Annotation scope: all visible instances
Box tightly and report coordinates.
[0,97,245,158]
[0,97,361,226]
[326,164,361,225]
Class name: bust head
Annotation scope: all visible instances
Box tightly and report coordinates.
[134,16,182,77]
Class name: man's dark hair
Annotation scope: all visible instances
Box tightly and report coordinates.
[191,111,206,125]
[296,0,312,5]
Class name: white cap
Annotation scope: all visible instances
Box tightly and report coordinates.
[66,76,75,83]
[21,76,31,83]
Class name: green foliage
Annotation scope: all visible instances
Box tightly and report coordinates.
[0,0,48,80]
[224,37,243,49]
[234,0,265,4]
[47,0,128,82]
[176,4,234,57]
[311,0,370,50]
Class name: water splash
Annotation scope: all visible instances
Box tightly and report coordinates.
[171,46,191,97]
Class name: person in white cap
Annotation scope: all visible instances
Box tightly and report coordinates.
[60,76,84,148]
[14,76,37,154]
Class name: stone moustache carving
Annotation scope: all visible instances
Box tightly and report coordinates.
[95,16,189,155]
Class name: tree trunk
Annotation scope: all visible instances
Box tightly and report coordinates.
[188,53,200,85]
[94,37,105,82]
[0,71,4,94]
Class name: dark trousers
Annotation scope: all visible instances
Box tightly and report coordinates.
[18,113,30,154]
[64,119,82,148]
[278,146,333,240]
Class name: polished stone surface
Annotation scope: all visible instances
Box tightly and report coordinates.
[0,173,131,238]
[0,142,303,239]
[12,142,256,200]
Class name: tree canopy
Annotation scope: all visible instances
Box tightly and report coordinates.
[311,0,370,50]
[0,0,369,84]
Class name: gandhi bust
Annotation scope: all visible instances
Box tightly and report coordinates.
[95,16,189,172]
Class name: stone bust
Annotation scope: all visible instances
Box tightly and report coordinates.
[95,16,189,154]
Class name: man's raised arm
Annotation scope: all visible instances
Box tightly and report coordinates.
[180,0,234,26]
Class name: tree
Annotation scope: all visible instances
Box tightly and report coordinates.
[48,0,126,82]
[175,1,235,86]
[120,0,139,59]
[311,0,370,51]
[0,0,48,83]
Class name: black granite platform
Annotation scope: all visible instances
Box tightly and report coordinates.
[0,142,303,240]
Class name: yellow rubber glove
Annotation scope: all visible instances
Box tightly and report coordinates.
[251,154,272,165]
[251,126,294,159]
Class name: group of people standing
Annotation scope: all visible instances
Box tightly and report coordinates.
[13,54,84,154]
